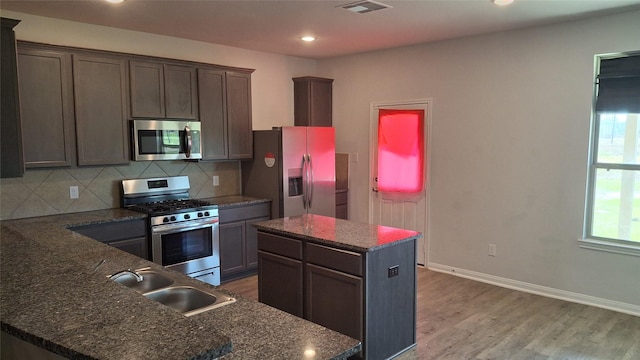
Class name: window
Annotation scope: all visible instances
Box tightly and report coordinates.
[377,109,425,193]
[583,52,640,255]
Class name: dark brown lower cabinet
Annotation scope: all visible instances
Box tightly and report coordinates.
[306,263,363,341]
[258,230,416,360]
[70,218,148,260]
[219,202,270,282]
[257,250,303,317]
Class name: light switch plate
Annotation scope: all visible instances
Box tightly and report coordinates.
[213,176,220,186]
[70,186,79,199]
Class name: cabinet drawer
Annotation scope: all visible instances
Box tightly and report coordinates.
[258,232,303,260]
[307,243,362,277]
[220,202,270,223]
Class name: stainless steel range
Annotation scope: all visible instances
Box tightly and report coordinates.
[121,176,220,286]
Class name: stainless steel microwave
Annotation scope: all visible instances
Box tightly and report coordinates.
[131,119,202,161]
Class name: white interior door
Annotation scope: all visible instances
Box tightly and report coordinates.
[369,99,431,266]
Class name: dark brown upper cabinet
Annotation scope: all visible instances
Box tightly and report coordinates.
[17,48,75,168]
[130,61,198,119]
[73,54,129,166]
[1,18,24,178]
[198,68,253,160]
[293,76,333,127]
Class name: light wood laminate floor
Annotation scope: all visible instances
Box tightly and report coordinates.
[222,268,640,360]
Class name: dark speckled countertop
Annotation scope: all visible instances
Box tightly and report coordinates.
[254,214,422,253]
[0,202,361,359]
[201,195,271,208]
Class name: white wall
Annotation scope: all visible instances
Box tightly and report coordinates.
[0,10,317,130]
[319,11,640,310]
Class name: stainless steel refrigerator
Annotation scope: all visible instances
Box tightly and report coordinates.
[242,126,335,218]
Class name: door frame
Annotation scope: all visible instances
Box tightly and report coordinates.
[368,98,432,266]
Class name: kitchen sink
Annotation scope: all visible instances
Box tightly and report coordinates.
[109,267,235,316]
[111,269,174,293]
[144,286,236,316]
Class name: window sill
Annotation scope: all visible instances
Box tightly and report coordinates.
[578,238,640,257]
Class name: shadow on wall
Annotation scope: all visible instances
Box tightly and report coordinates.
[0,160,240,220]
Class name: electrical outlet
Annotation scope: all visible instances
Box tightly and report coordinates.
[69,186,79,199]
[388,265,399,278]
[488,244,497,257]
[213,175,219,186]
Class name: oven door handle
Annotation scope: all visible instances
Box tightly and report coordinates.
[151,219,217,235]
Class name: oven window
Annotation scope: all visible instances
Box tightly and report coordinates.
[161,226,213,266]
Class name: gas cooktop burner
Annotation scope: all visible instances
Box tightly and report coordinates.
[129,199,214,215]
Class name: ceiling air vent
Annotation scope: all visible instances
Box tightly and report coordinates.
[340,0,392,14]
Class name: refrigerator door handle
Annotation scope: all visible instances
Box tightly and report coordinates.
[308,154,314,210]
[302,154,309,209]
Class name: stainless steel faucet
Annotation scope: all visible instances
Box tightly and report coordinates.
[109,269,144,282]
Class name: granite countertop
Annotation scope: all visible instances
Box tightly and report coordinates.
[253,214,422,252]
[0,207,360,360]
[201,195,270,208]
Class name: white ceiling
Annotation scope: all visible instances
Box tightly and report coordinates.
[2,0,640,59]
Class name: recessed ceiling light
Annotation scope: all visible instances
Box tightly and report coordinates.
[492,0,514,5]
[301,36,316,42]
[105,0,125,4]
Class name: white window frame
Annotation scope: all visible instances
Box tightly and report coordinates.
[580,52,640,257]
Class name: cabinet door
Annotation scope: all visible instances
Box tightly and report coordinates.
[258,250,303,317]
[109,236,148,260]
[246,216,269,270]
[219,220,246,276]
[164,64,197,119]
[306,263,363,341]
[226,71,253,159]
[130,60,164,118]
[18,48,75,168]
[73,55,129,165]
[198,68,228,160]
[293,77,333,127]
[1,19,24,178]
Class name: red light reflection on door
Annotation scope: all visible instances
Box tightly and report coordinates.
[377,109,424,192]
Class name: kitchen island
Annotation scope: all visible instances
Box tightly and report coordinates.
[0,207,361,359]
[254,214,422,360]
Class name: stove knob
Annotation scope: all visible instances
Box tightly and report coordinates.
[163,217,170,223]
[197,212,203,218]
[170,216,176,222]
[204,211,210,217]
[184,214,191,220]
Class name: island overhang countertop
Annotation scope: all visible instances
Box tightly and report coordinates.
[253,214,423,252]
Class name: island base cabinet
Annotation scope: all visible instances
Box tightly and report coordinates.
[305,264,363,341]
[257,250,303,317]
[257,229,417,360]
[364,239,417,360]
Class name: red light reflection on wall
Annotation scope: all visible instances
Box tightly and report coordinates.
[377,109,424,193]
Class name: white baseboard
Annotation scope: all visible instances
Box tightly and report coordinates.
[427,262,640,317]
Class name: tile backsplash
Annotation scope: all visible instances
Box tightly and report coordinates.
[0,160,241,220]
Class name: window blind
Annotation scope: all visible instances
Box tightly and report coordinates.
[595,53,640,113]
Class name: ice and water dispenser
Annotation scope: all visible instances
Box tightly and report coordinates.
[288,168,303,197]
